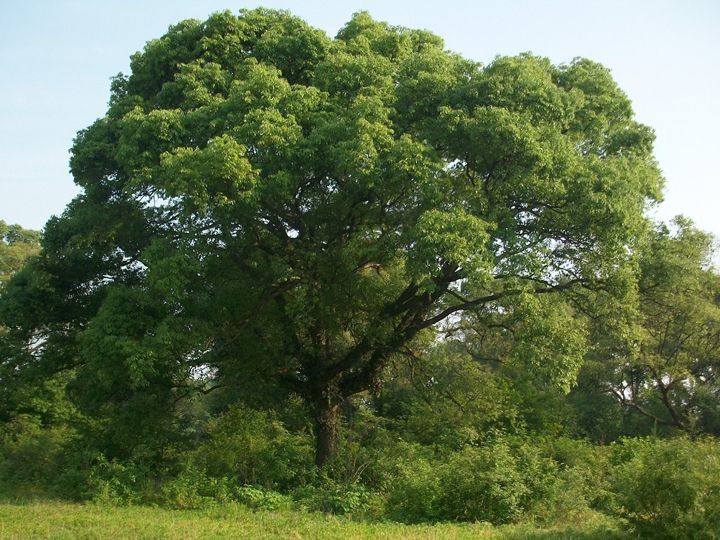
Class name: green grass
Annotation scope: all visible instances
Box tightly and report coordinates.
[0,502,628,539]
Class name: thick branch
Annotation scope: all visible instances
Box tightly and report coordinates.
[419,277,588,329]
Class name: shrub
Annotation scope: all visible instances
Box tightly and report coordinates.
[291,482,371,515]
[386,437,559,524]
[0,417,77,498]
[323,412,435,490]
[234,485,292,511]
[385,457,442,522]
[158,466,215,508]
[530,437,612,522]
[83,455,147,505]
[610,437,720,539]
[159,467,292,510]
[442,440,558,524]
[191,404,315,490]
[0,416,157,503]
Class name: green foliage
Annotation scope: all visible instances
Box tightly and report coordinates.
[375,347,521,448]
[0,416,157,505]
[326,415,438,491]
[460,292,590,396]
[233,485,293,511]
[587,218,720,436]
[0,7,663,468]
[386,437,559,524]
[3,10,717,538]
[385,457,441,523]
[158,467,220,508]
[190,404,315,490]
[159,470,292,510]
[530,437,612,523]
[0,417,72,497]
[291,482,371,515]
[83,455,148,505]
[0,221,40,285]
[2,391,720,538]
[610,437,720,539]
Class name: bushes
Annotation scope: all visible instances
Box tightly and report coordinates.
[385,458,441,522]
[157,403,315,508]
[82,455,149,504]
[386,437,560,524]
[0,404,315,506]
[0,416,80,498]
[1,426,87,501]
[0,418,153,504]
[189,404,315,490]
[291,482,372,515]
[531,437,612,522]
[610,437,720,539]
[159,469,292,510]
[3,401,720,536]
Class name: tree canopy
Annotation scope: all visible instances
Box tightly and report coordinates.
[0,9,663,465]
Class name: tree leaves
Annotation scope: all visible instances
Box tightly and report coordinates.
[0,9,666,462]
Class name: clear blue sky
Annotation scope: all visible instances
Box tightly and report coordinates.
[2,0,718,242]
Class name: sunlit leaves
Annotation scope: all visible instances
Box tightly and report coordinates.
[0,222,40,285]
[411,209,492,282]
[0,8,666,459]
[158,135,257,212]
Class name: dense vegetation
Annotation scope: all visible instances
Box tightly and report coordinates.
[1,9,719,539]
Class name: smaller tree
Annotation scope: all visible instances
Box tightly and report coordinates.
[0,221,40,285]
[0,221,47,423]
[598,218,720,434]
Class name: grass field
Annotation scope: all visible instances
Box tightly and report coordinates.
[0,502,628,539]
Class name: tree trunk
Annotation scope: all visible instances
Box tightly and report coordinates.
[313,398,340,468]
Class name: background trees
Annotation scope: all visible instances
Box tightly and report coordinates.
[583,219,720,434]
[0,221,39,285]
[0,222,44,423]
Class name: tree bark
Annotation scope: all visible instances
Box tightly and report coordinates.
[313,397,341,468]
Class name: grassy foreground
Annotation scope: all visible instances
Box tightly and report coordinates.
[0,502,627,539]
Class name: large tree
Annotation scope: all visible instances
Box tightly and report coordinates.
[0,9,662,465]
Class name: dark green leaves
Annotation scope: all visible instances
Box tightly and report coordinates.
[0,9,666,462]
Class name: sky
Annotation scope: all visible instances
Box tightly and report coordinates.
[1,0,719,243]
